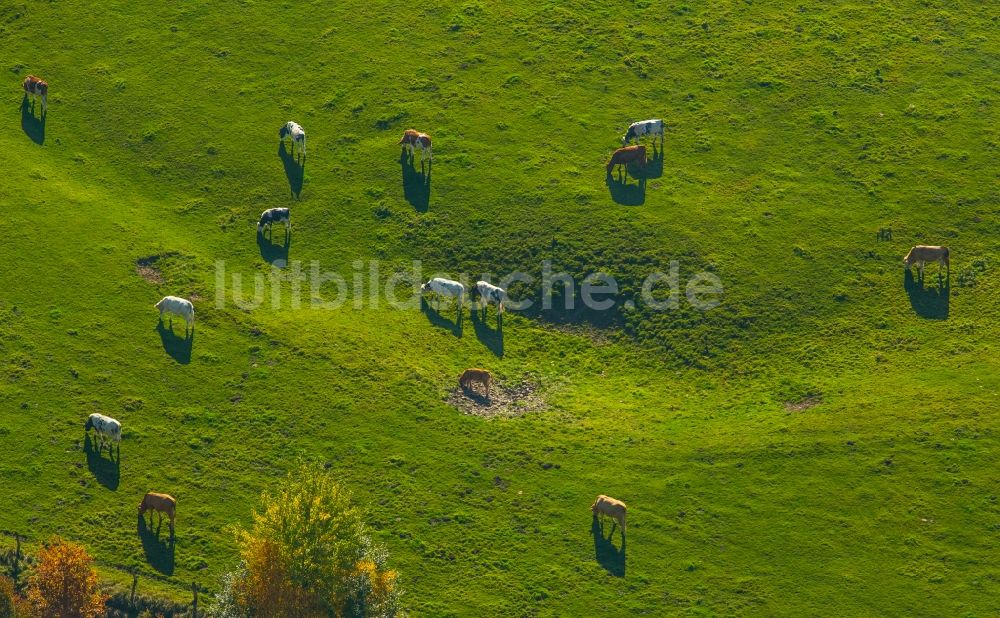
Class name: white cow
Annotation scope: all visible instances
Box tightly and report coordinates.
[155,296,195,335]
[592,495,627,536]
[904,245,950,278]
[474,281,507,315]
[85,413,122,455]
[622,119,664,146]
[421,277,464,313]
[280,121,307,158]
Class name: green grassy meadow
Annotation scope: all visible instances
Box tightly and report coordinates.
[1,0,999,614]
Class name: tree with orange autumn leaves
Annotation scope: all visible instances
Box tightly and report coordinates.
[211,464,400,617]
[24,538,107,618]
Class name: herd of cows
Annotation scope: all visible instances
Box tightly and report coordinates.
[22,67,649,543]
[23,71,955,561]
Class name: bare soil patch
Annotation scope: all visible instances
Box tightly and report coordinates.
[136,266,163,284]
[135,252,179,285]
[784,397,822,412]
[447,380,547,418]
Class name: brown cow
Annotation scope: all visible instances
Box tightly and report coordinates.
[399,128,432,163]
[606,145,646,178]
[460,368,492,397]
[904,245,950,279]
[139,492,176,534]
[591,495,627,535]
[22,75,48,116]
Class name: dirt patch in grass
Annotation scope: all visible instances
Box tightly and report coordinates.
[447,379,547,419]
[136,264,165,284]
[135,252,179,285]
[135,254,207,302]
[784,397,821,412]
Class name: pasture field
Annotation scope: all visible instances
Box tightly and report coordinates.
[1,0,999,615]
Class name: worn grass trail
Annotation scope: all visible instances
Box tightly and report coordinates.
[0,1,998,615]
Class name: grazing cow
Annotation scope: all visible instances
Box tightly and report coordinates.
[622,119,663,146]
[399,129,432,163]
[257,207,290,238]
[279,121,306,158]
[904,245,950,278]
[399,129,419,146]
[84,413,121,455]
[473,281,507,315]
[459,368,492,397]
[22,75,48,116]
[421,277,465,312]
[591,495,627,535]
[139,492,176,533]
[606,145,646,178]
[155,296,195,335]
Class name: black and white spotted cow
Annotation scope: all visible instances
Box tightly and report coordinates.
[257,207,290,238]
[622,119,663,146]
[279,121,306,158]
[85,413,121,455]
[473,281,507,316]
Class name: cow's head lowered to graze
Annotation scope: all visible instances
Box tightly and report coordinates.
[399,129,419,145]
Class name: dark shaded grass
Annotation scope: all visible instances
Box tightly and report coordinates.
[85,435,121,491]
[19,96,44,145]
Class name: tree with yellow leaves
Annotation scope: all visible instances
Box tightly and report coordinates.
[25,538,107,618]
[211,464,400,617]
[234,537,326,616]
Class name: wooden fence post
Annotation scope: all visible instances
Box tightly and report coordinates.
[12,534,22,582]
[191,580,199,617]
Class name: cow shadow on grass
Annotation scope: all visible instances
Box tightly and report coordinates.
[400,151,431,212]
[420,297,462,337]
[156,322,193,364]
[470,307,503,357]
[606,173,645,206]
[278,142,304,198]
[257,228,290,267]
[138,514,175,575]
[591,517,625,577]
[636,144,663,180]
[84,434,120,491]
[903,270,949,320]
[20,96,45,145]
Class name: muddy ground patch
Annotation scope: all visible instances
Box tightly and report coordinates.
[784,396,822,412]
[135,252,181,284]
[447,379,547,419]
